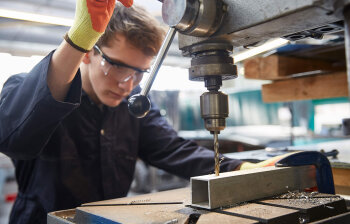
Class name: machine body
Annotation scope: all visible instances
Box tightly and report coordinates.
[129,0,350,173]
[162,0,346,136]
[160,0,350,174]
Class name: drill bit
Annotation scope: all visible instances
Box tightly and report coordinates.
[213,131,220,176]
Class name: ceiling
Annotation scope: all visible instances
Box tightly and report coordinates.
[0,0,346,69]
[0,0,190,67]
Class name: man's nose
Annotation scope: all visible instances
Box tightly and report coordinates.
[118,76,134,92]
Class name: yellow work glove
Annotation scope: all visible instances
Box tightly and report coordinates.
[240,152,298,170]
[65,0,133,52]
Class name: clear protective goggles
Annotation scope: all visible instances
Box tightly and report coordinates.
[94,45,149,85]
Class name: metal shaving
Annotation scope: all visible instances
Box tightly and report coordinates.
[275,190,341,206]
[165,219,178,224]
[219,156,225,166]
[129,198,151,204]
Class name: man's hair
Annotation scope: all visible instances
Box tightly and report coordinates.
[96,3,166,56]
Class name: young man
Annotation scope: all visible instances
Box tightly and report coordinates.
[0,1,243,223]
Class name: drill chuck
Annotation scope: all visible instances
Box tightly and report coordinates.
[200,91,228,132]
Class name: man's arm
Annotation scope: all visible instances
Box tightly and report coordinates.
[0,0,133,159]
[47,42,85,101]
[47,0,122,101]
[0,56,82,160]
[138,102,243,179]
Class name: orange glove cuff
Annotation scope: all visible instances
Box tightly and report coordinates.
[119,0,133,8]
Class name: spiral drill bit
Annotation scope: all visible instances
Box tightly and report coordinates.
[214,132,220,176]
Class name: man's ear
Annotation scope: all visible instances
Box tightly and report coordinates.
[82,51,92,64]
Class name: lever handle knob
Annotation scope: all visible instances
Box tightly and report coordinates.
[128,27,176,119]
[128,94,151,118]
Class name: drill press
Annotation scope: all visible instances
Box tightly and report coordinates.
[128,0,237,176]
[129,0,348,175]
[162,0,238,175]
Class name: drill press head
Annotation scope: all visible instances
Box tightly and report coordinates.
[188,42,237,133]
[188,43,236,133]
[162,0,237,134]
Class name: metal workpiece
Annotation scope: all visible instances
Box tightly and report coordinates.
[200,90,228,132]
[190,165,317,210]
[162,0,226,37]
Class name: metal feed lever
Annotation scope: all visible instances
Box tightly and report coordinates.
[128,27,176,118]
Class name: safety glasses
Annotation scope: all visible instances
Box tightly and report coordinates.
[93,45,149,85]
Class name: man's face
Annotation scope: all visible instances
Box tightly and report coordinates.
[82,34,153,107]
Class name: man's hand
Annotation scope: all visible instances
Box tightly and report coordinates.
[48,0,133,101]
[239,152,298,170]
[66,0,133,52]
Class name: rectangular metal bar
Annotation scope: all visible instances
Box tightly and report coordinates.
[191,165,316,209]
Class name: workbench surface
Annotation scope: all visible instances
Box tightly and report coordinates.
[48,187,348,224]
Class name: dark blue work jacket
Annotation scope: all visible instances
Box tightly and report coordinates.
[0,51,241,223]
